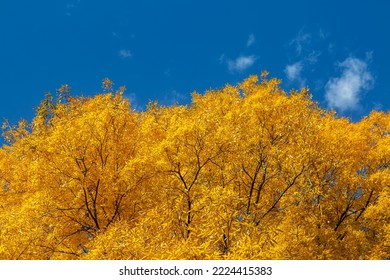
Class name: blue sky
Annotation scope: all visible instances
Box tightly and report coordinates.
[0,0,389,128]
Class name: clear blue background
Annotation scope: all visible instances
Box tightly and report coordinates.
[1,0,389,127]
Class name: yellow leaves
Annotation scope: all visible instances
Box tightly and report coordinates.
[1,73,390,259]
[1,118,30,144]
[56,84,71,103]
[364,187,390,222]
[260,69,269,79]
[101,77,113,92]
[239,75,258,96]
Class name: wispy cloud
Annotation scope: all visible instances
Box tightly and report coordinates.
[65,1,80,16]
[325,56,374,112]
[290,28,311,56]
[227,55,256,73]
[119,49,132,59]
[284,51,320,87]
[288,28,327,62]
[247,34,255,47]
[219,33,257,73]
[284,62,305,86]
[306,50,321,64]
[125,92,142,111]
[218,54,225,64]
[284,28,330,88]
[162,89,187,105]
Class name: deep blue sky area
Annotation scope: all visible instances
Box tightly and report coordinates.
[1,0,389,129]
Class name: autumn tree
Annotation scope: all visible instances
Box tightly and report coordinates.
[1,74,389,260]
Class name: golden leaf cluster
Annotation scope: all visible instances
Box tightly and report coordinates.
[0,75,389,259]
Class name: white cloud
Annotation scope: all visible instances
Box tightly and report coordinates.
[290,28,311,56]
[284,51,320,85]
[288,28,327,61]
[284,28,325,88]
[318,29,329,40]
[218,54,225,64]
[325,56,374,112]
[284,61,306,87]
[119,49,132,59]
[306,50,321,64]
[227,55,256,72]
[247,34,255,47]
[285,62,303,81]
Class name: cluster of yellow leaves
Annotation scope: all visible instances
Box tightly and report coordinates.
[0,75,389,259]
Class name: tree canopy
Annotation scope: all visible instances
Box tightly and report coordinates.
[0,74,389,259]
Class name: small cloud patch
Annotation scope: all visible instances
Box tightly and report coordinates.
[247,34,255,47]
[285,62,303,82]
[325,56,374,112]
[227,55,256,73]
[119,49,132,59]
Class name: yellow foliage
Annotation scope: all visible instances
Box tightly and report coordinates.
[0,74,389,259]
